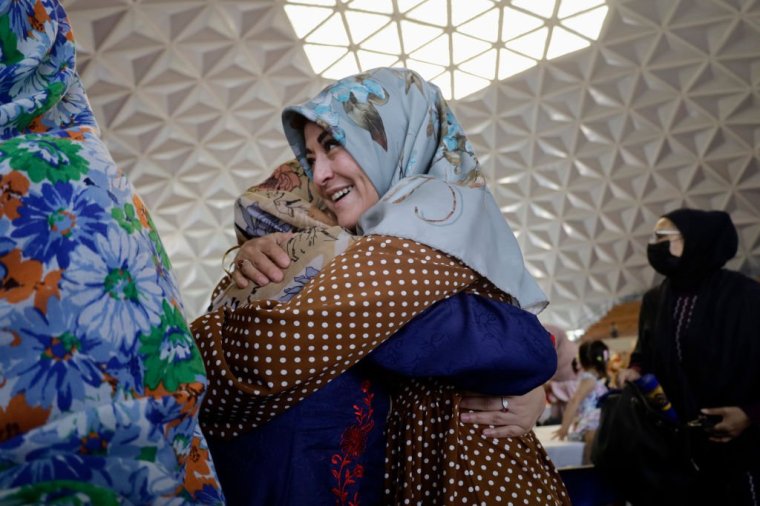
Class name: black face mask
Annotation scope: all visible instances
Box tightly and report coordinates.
[647,241,681,277]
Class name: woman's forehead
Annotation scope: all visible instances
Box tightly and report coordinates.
[304,121,324,136]
[654,217,676,231]
[303,122,329,147]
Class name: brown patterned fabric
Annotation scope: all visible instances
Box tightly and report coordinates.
[193,161,569,503]
[386,379,570,505]
[194,235,483,438]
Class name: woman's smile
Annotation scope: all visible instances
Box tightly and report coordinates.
[304,122,379,229]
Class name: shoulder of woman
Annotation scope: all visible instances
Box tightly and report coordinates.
[347,235,458,263]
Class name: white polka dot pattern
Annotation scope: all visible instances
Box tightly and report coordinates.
[192,235,480,439]
[384,379,571,505]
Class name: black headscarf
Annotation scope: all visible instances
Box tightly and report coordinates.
[662,209,738,289]
[635,208,760,472]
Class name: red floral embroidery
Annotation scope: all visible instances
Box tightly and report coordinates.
[331,380,375,506]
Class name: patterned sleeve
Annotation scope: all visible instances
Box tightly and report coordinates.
[193,235,482,439]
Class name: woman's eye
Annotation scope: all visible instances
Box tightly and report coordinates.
[323,138,340,151]
[306,157,315,167]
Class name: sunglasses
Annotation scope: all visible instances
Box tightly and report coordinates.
[649,229,682,244]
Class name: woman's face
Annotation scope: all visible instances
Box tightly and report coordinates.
[653,217,684,257]
[304,122,379,230]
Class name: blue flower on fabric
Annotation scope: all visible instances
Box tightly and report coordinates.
[442,109,465,152]
[102,340,144,397]
[0,94,48,134]
[4,297,105,412]
[11,181,108,268]
[145,395,187,445]
[1,0,36,40]
[45,79,92,129]
[280,266,320,302]
[4,30,57,101]
[308,93,346,144]
[80,158,132,208]
[62,227,163,349]
[331,77,386,105]
[195,484,226,504]
[7,414,145,490]
[38,20,76,85]
[6,449,98,488]
[0,219,14,267]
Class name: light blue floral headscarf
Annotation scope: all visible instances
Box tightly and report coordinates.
[282,67,547,312]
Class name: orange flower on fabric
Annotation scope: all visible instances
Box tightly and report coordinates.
[34,270,62,313]
[181,436,217,496]
[0,250,43,303]
[0,171,30,220]
[0,394,51,443]
[256,163,302,192]
[133,194,151,228]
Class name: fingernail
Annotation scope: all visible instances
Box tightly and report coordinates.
[460,414,471,422]
[483,429,493,436]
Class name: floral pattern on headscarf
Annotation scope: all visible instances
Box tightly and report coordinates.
[283,67,547,311]
[0,0,223,503]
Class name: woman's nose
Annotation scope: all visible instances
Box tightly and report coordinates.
[312,158,333,187]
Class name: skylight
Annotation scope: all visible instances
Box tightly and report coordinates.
[285,0,608,100]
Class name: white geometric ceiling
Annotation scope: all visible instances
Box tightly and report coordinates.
[68,0,760,331]
[284,0,609,99]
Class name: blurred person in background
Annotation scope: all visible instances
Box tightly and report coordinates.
[554,340,610,464]
[617,209,760,504]
[543,325,580,425]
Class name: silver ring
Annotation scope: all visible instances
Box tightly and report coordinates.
[500,397,509,412]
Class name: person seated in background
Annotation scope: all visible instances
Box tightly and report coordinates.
[192,67,570,505]
[616,208,760,505]
[0,1,223,503]
[554,340,610,464]
[542,325,580,425]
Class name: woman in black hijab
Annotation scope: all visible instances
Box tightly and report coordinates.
[618,208,760,505]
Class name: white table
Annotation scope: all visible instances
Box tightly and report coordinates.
[533,425,587,469]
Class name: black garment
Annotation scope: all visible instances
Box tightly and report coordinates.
[630,209,760,504]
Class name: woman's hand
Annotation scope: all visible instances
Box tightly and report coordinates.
[615,367,641,387]
[232,232,293,288]
[459,385,546,438]
[701,406,751,443]
[553,425,569,440]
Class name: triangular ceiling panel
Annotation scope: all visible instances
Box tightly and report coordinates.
[68,0,760,332]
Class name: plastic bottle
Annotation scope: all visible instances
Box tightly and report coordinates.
[634,373,679,423]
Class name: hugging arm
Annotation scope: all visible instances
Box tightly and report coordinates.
[367,292,557,395]
[367,291,555,437]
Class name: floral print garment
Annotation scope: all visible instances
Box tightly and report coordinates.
[282,67,548,312]
[0,0,223,503]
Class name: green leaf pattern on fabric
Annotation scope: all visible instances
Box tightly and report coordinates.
[1,134,88,183]
[140,300,206,392]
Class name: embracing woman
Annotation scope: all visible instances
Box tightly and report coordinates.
[193,67,569,505]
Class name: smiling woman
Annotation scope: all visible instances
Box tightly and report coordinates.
[305,122,379,230]
[193,67,569,505]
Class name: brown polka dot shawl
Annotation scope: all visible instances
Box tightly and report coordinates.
[193,162,569,504]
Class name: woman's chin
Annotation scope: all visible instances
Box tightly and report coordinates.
[336,213,359,231]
